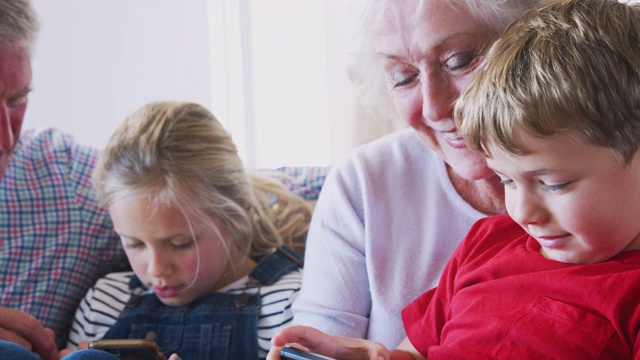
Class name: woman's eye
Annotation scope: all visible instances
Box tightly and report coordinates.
[444,51,477,72]
[393,73,418,88]
[388,67,419,88]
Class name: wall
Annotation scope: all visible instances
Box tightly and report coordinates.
[27,0,212,154]
[25,0,388,169]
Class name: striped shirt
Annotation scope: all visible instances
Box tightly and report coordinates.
[67,269,302,357]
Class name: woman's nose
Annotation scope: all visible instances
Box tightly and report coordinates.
[421,72,456,123]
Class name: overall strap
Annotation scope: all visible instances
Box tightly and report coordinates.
[249,245,303,285]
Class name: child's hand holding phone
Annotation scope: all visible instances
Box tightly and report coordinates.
[280,346,337,360]
[87,339,167,360]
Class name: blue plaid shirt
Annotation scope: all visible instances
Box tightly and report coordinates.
[0,128,127,349]
[270,166,329,201]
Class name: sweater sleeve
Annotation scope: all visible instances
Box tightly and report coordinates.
[292,157,371,339]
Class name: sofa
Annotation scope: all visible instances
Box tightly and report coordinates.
[269,166,329,204]
[263,166,330,254]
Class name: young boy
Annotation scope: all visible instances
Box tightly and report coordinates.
[401,0,640,358]
[268,0,640,358]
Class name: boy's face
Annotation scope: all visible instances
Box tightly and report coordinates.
[108,196,237,306]
[486,130,640,264]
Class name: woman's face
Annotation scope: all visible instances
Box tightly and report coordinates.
[373,0,498,180]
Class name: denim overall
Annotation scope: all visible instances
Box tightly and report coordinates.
[102,246,303,360]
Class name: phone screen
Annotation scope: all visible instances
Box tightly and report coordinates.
[87,339,166,360]
[280,346,337,360]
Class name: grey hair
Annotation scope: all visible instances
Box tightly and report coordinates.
[0,0,39,46]
[345,0,546,126]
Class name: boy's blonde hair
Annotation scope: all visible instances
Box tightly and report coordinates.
[456,0,640,163]
[93,101,312,261]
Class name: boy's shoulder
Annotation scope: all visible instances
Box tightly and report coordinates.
[461,215,528,256]
[471,214,523,237]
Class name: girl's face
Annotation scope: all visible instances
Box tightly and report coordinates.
[373,1,498,180]
[109,196,240,306]
[487,130,640,264]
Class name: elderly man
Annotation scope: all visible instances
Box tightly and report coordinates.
[0,1,126,358]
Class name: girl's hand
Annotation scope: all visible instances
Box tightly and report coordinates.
[267,325,391,360]
[168,353,182,360]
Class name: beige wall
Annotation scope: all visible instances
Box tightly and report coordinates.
[26,0,399,169]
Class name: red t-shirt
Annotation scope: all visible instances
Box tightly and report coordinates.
[402,214,640,359]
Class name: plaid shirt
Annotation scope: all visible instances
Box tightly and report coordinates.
[268,166,329,201]
[0,128,127,349]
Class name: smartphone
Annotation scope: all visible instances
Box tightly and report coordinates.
[280,346,337,360]
[87,339,166,360]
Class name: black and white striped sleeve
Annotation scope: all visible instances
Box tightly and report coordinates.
[65,271,135,349]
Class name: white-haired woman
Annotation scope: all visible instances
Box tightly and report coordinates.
[286,0,544,353]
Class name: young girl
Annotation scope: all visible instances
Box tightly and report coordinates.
[63,101,313,359]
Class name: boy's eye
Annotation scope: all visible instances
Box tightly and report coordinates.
[545,182,571,191]
[499,178,515,188]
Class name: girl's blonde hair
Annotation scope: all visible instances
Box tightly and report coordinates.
[93,101,312,261]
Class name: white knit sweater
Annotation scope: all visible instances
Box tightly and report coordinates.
[292,128,486,348]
